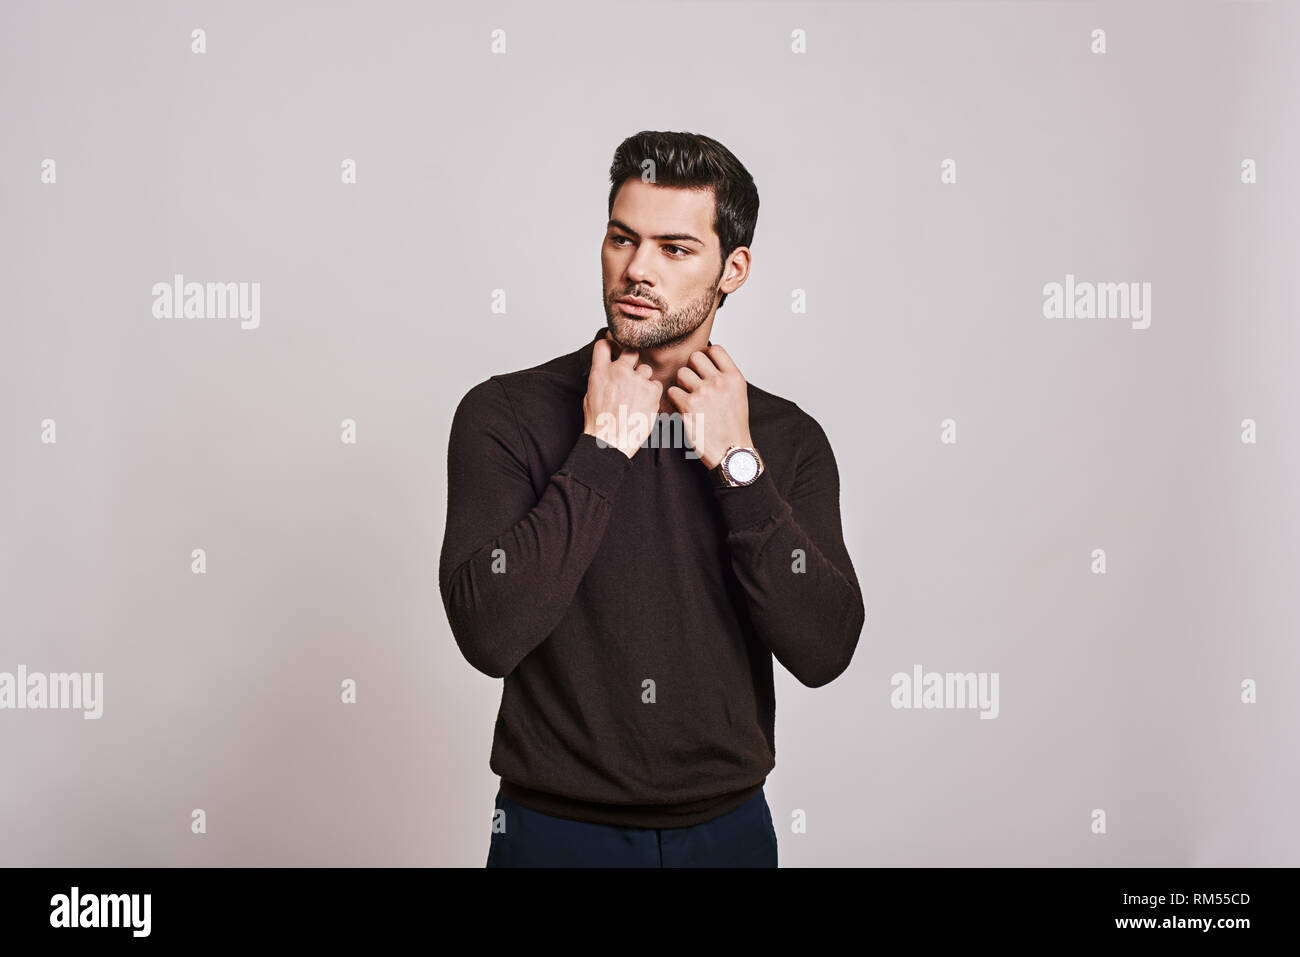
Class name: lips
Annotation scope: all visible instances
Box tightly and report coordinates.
[616,297,658,317]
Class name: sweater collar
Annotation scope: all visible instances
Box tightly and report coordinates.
[574,325,607,383]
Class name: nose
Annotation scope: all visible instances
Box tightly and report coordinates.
[624,242,657,287]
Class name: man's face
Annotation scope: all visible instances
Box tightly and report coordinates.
[601,178,726,350]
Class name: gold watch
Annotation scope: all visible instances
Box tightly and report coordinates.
[710,445,764,487]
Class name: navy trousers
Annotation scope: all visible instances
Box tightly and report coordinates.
[486,787,778,867]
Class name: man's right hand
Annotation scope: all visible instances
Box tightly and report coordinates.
[583,331,663,460]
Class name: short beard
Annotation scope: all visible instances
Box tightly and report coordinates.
[603,278,718,350]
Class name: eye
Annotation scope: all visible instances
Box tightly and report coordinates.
[610,235,631,246]
[665,245,688,256]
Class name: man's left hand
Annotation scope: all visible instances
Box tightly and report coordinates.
[665,343,753,471]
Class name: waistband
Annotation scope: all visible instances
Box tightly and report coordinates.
[498,778,765,830]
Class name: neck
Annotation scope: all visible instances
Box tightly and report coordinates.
[610,320,717,414]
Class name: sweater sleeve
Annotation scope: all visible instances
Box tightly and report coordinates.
[710,410,865,688]
[438,377,634,678]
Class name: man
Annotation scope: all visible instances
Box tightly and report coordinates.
[439,131,865,867]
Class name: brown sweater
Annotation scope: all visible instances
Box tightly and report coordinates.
[438,326,865,828]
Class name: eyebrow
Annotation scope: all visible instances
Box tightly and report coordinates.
[607,219,705,246]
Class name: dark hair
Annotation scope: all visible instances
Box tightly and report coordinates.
[607,131,759,310]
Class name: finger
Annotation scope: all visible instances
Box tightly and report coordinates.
[592,337,612,364]
[635,363,653,378]
[687,349,719,378]
[675,366,703,391]
[615,344,640,367]
[705,343,739,374]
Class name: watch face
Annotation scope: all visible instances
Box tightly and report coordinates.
[726,449,759,483]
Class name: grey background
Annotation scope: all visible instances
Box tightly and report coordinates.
[1,0,1296,866]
